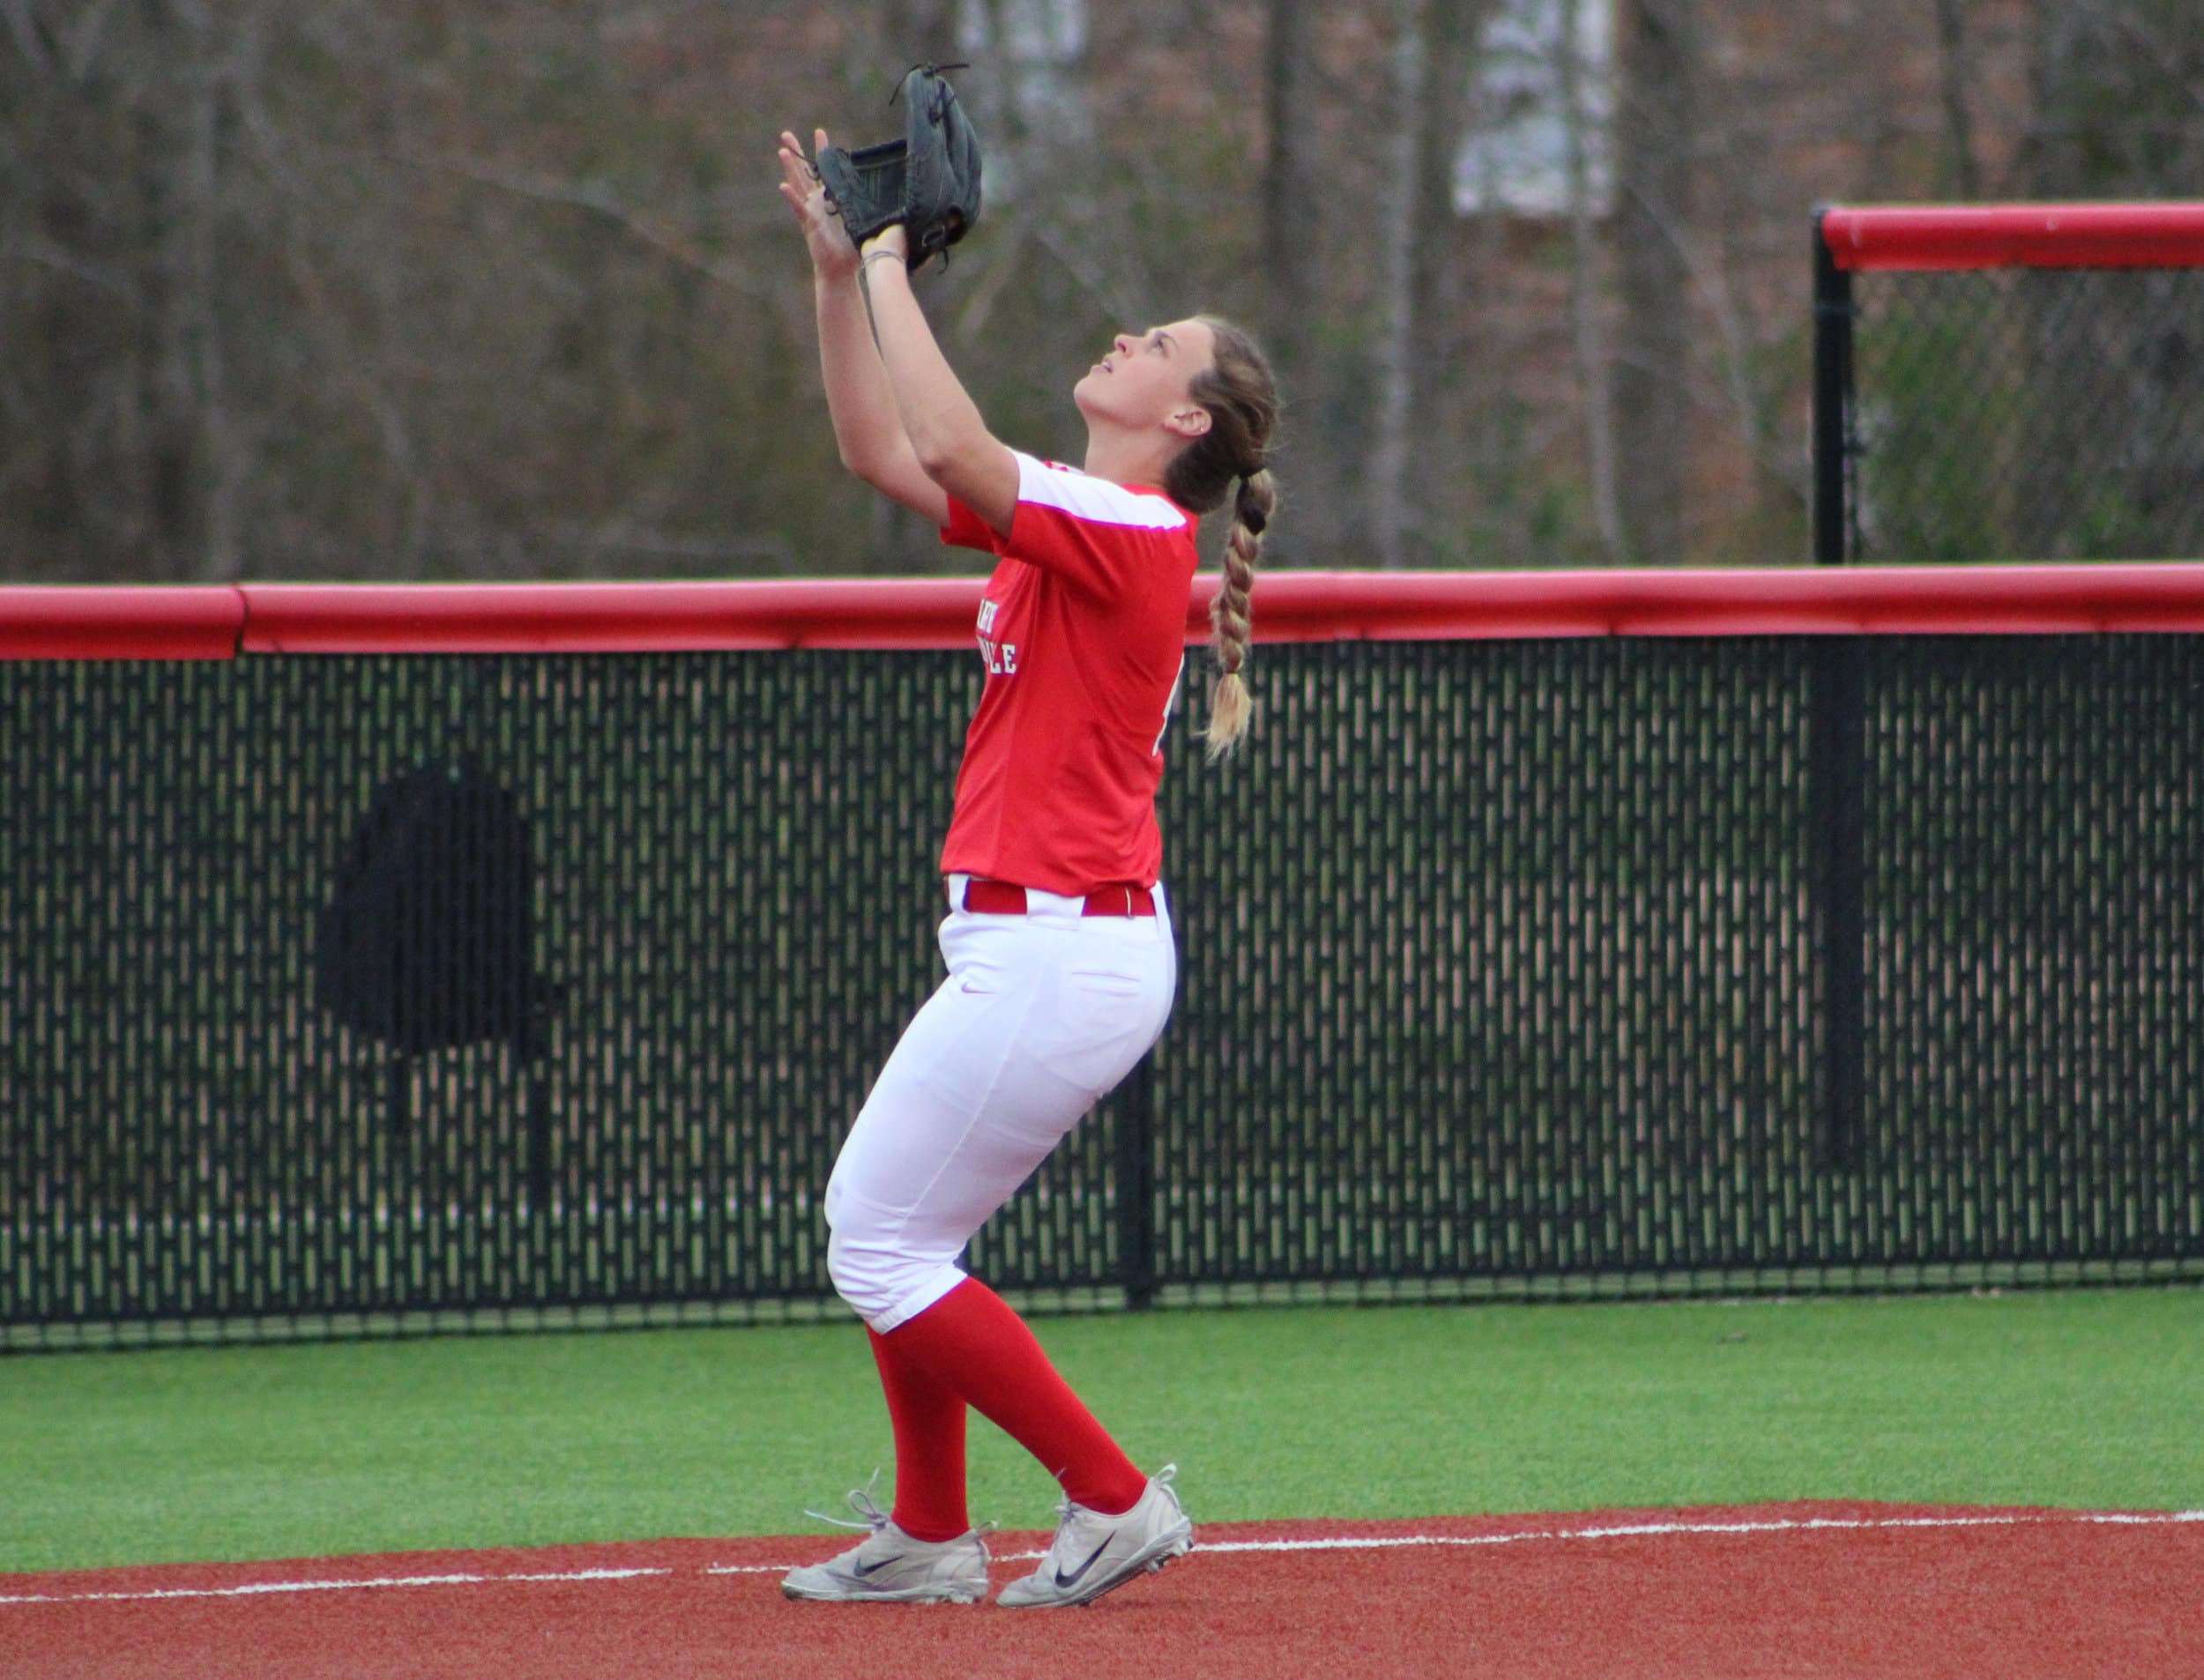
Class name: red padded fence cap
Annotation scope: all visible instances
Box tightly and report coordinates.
[12,568,2204,658]
[1821,203,2204,271]
[1191,567,2204,640]
[0,587,244,660]
[236,579,992,652]
[249,569,2204,650]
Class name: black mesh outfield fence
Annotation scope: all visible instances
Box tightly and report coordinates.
[4,574,2204,1349]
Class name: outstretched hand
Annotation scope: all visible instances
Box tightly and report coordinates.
[778,128,859,280]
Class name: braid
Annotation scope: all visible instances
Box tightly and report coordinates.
[1162,316,1280,764]
[1206,469,1274,761]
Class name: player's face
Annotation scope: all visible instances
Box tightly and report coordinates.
[1074,318,1217,436]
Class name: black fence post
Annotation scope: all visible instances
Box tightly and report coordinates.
[1813,207,1856,570]
[1810,206,1867,1174]
[1118,1051,1158,1310]
[1807,644,1867,1174]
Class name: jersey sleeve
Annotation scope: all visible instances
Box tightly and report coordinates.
[1003,451,1192,599]
[936,451,1190,596]
[939,494,1007,556]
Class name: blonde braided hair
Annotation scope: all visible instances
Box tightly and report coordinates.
[1163,317,1280,762]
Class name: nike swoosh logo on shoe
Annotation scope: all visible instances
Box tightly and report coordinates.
[852,1557,896,1578]
[1053,1538,1114,1589]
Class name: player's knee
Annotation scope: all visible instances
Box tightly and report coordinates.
[825,1223,903,1324]
[827,1223,964,1328]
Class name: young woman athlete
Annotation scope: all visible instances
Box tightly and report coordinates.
[771,127,1278,1609]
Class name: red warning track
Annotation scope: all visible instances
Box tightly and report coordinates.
[4,1504,2199,1680]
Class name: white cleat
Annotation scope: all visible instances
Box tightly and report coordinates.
[998,1465,1194,1609]
[780,1483,992,1605]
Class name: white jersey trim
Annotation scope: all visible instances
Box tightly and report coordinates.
[1015,451,1189,532]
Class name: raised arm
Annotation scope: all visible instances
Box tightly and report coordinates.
[855,226,1020,539]
[777,130,949,528]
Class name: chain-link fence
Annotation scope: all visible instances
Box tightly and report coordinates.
[1816,206,2204,564]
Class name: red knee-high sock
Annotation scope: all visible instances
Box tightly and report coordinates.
[882,1279,1148,1515]
[866,1327,971,1542]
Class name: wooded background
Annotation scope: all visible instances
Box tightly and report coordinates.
[4,0,2200,582]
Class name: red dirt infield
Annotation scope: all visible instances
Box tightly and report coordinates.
[4,1503,2198,1680]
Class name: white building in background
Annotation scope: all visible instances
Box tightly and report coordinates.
[1456,0,1615,218]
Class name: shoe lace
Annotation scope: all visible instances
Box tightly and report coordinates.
[803,1473,1001,1546]
[1040,1465,1179,1558]
[803,1469,890,1534]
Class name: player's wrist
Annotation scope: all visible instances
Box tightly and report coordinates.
[860,223,911,264]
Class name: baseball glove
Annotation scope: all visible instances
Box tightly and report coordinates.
[817,63,983,271]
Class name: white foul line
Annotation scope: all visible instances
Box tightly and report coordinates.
[0,1567,667,1608]
[8,1511,2200,1605]
[1184,1509,2204,1554]
[700,1507,2204,1575]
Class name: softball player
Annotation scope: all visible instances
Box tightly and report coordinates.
[773,130,1278,1609]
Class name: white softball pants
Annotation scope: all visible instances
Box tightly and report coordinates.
[823,876,1177,1331]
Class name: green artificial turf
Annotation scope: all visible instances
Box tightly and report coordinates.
[2,1290,2198,1574]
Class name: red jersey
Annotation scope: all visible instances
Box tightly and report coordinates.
[936,450,1198,896]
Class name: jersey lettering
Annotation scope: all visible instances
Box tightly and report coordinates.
[976,595,1017,678]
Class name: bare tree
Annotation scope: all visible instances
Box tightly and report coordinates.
[1262,0,1320,375]
[17,0,244,582]
[1404,0,1479,547]
[1611,0,1695,565]
[1262,0,1327,562]
[1933,0,1981,198]
[1370,0,1507,570]
[2022,0,2204,194]
[1368,0,1430,571]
